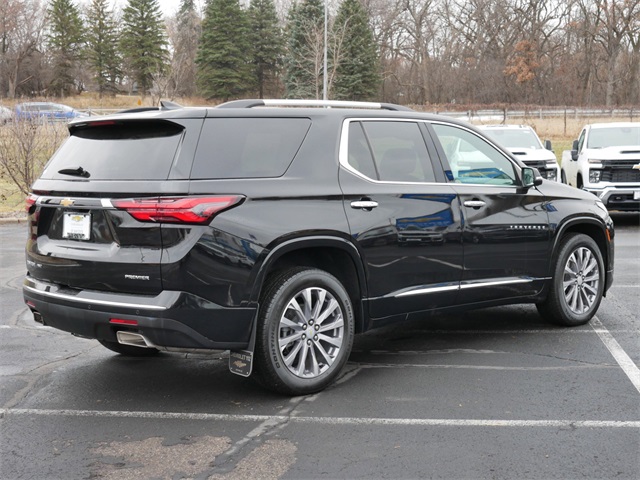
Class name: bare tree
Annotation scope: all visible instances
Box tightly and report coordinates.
[1,0,48,98]
[592,0,640,105]
[166,0,201,98]
[0,120,68,197]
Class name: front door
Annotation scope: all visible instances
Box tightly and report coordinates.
[428,122,550,304]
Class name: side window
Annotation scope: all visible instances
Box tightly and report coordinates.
[191,118,311,179]
[576,129,586,152]
[358,121,436,183]
[431,123,517,186]
[347,122,378,180]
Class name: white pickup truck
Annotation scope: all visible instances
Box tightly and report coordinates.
[479,125,560,181]
[561,122,640,211]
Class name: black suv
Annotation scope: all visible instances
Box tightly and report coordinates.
[24,100,615,395]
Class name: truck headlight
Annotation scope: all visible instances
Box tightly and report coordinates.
[588,158,604,164]
[589,170,601,183]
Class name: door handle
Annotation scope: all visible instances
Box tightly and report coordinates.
[350,200,378,210]
[463,200,486,209]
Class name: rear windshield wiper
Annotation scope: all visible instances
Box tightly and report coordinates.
[58,167,90,178]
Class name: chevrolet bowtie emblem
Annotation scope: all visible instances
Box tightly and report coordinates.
[60,198,75,207]
[633,164,640,170]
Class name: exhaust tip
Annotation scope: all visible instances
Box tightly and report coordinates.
[30,308,45,325]
[116,331,155,349]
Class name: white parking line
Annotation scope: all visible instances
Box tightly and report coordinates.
[1,408,639,428]
[591,316,640,394]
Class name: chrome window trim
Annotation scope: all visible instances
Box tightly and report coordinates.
[339,118,523,186]
[339,118,443,185]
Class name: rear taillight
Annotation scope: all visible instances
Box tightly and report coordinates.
[26,193,38,211]
[111,196,244,224]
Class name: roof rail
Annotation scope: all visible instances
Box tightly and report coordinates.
[216,99,414,112]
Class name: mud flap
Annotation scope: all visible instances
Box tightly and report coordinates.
[229,306,258,377]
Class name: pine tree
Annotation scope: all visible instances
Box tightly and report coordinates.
[284,0,325,99]
[47,0,85,96]
[169,0,201,97]
[120,0,168,96]
[332,0,379,101]
[196,0,252,100]
[248,0,284,98]
[86,0,122,97]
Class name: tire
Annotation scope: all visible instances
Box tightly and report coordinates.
[253,267,355,395]
[537,233,604,326]
[561,171,567,184]
[98,339,160,357]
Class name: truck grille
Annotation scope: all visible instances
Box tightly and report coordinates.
[601,169,640,183]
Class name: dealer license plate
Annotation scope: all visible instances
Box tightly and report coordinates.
[62,213,91,240]
[634,191,640,200]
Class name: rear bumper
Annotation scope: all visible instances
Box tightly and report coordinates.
[23,275,255,350]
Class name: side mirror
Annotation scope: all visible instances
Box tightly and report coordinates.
[522,167,543,188]
[571,140,579,161]
[544,139,552,150]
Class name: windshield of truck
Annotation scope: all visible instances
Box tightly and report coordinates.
[587,125,640,148]
[483,128,543,149]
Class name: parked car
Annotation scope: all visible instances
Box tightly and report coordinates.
[0,105,13,124]
[23,99,615,395]
[478,124,560,181]
[15,102,88,122]
[561,122,640,211]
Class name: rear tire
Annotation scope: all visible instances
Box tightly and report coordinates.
[537,233,604,326]
[98,339,160,357]
[253,267,355,395]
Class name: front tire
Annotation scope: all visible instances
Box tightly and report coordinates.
[253,267,355,395]
[537,233,604,326]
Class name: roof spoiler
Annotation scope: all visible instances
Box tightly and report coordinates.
[117,100,183,114]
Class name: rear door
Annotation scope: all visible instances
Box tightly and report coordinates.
[339,119,463,320]
[428,122,551,304]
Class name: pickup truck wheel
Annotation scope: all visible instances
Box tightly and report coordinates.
[561,171,567,184]
[98,339,160,357]
[537,233,604,326]
[253,267,354,395]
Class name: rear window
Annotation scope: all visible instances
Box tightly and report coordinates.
[40,121,184,180]
[191,118,311,179]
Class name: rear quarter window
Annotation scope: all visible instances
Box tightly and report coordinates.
[191,118,311,179]
[41,121,184,180]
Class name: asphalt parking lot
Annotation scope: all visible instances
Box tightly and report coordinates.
[1,214,639,480]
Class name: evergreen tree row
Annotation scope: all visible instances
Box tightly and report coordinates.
[44,0,380,101]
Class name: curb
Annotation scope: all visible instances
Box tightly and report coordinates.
[0,217,27,225]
